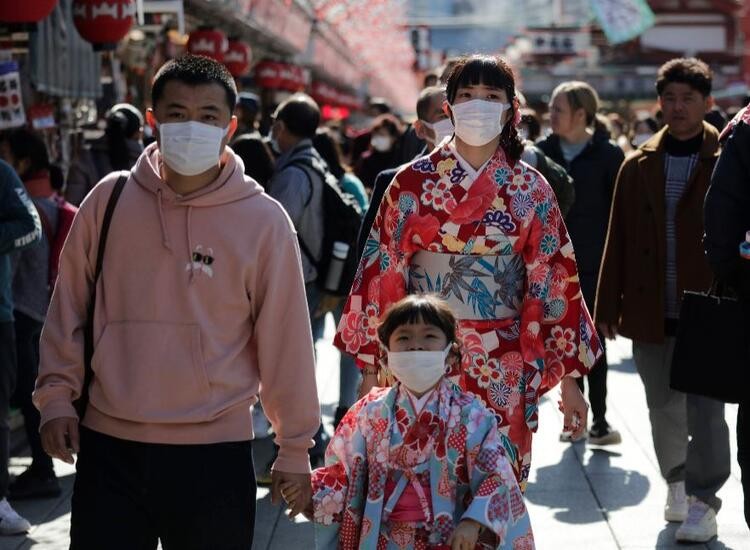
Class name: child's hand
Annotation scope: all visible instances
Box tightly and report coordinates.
[279,481,313,520]
[450,519,481,550]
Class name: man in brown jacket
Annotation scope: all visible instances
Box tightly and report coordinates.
[596,58,730,543]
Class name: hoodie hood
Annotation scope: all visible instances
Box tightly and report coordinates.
[131,142,263,207]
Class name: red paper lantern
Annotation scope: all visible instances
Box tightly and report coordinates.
[187,28,228,63]
[254,61,306,92]
[224,40,252,78]
[0,0,57,23]
[73,0,134,50]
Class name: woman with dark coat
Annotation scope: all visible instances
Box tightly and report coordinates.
[537,80,625,446]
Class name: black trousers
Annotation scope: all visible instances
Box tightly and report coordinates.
[576,331,608,425]
[70,427,256,550]
[0,321,16,498]
[738,401,750,531]
[10,311,52,473]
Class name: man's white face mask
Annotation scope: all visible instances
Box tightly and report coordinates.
[158,121,230,176]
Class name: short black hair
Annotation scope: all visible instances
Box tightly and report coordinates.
[416,86,445,121]
[152,54,238,112]
[274,94,320,139]
[377,294,457,349]
[3,127,50,173]
[656,57,712,97]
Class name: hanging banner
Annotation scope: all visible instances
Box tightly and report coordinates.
[589,0,655,45]
[0,61,26,130]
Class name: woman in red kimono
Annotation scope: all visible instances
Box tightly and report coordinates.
[334,54,601,490]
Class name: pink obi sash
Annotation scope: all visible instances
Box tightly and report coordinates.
[383,476,432,523]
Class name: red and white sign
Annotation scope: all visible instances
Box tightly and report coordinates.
[73,0,135,48]
[224,40,252,78]
[187,28,228,63]
[0,61,26,130]
[254,61,307,91]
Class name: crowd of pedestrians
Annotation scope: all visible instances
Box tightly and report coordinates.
[0,50,746,548]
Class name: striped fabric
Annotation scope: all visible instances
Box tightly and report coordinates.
[663,153,699,319]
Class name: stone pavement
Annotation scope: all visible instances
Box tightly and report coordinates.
[1,319,748,549]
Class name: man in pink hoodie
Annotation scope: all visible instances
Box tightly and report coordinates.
[33,55,320,548]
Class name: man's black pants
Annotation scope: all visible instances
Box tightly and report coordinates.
[70,427,256,550]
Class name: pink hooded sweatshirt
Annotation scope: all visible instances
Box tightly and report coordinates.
[33,143,320,473]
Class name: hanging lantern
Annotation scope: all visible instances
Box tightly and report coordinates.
[224,39,252,78]
[0,0,57,24]
[73,0,135,51]
[187,28,228,63]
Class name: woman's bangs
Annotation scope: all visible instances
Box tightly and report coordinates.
[454,58,512,93]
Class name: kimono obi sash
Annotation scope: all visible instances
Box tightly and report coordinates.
[383,476,432,523]
[408,250,524,321]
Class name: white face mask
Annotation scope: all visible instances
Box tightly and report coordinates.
[159,121,230,176]
[451,99,509,147]
[371,134,393,152]
[424,118,454,146]
[632,133,652,147]
[387,343,451,394]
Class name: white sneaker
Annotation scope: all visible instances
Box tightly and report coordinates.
[664,481,688,522]
[675,497,717,543]
[0,498,31,535]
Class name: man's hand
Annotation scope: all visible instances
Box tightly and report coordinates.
[271,470,312,519]
[450,519,481,550]
[40,417,79,465]
[559,377,589,439]
[598,322,618,340]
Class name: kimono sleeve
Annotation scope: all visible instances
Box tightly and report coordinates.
[518,178,602,396]
[333,173,411,368]
[462,409,535,549]
[311,397,371,548]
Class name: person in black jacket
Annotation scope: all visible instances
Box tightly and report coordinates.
[704,103,750,531]
[357,87,448,258]
[537,80,625,445]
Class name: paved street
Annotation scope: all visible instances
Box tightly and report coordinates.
[1,318,748,549]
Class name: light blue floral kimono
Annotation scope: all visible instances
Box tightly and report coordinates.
[311,379,535,549]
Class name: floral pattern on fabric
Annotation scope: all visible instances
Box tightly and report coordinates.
[311,380,534,549]
[334,143,602,489]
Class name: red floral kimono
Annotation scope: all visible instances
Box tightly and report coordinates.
[334,142,602,488]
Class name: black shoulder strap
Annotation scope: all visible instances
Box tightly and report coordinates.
[76,171,128,417]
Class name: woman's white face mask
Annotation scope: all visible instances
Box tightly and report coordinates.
[371,134,394,152]
[387,344,452,394]
[158,121,230,176]
[450,99,510,146]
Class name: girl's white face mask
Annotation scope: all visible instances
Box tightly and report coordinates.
[424,118,455,146]
[159,121,230,176]
[387,344,452,394]
[451,99,510,147]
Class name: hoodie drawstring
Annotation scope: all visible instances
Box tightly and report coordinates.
[187,205,195,284]
[156,189,173,252]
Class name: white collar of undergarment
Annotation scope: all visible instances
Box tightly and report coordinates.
[448,140,491,182]
[404,388,437,414]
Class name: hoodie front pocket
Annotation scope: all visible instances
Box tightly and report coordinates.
[90,321,212,423]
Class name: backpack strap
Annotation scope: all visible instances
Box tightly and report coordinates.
[284,158,323,268]
[76,171,128,418]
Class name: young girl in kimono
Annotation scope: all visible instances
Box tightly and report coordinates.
[281,294,534,550]
[334,54,601,491]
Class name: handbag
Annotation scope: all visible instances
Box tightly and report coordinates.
[73,172,128,417]
[670,281,748,403]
